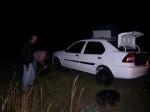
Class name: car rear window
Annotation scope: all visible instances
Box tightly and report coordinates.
[108,41,118,48]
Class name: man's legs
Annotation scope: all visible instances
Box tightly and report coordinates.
[29,63,35,86]
[32,59,37,73]
[22,65,30,91]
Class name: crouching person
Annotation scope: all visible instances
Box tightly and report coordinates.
[33,50,50,74]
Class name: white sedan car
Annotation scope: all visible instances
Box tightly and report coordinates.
[52,31,149,85]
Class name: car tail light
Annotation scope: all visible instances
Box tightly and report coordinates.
[122,53,135,63]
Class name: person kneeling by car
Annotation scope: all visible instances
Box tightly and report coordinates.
[33,50,50,73]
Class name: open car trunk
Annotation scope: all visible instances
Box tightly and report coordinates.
[118,31,144,52]
[118,31,148,66]
[135,52,148,66]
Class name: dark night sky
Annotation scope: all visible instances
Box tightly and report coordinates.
[0,0,149,58]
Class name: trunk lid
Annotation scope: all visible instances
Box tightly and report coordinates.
[118,31,144,52]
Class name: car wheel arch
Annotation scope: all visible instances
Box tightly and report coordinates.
[53,57,62,67]
[96,65,113,75]
[96,65,114,85]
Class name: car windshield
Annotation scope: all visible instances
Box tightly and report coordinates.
[108,40,138,52]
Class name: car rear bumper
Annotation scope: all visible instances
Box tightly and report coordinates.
[110,65,149,79]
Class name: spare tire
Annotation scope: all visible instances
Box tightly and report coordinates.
[96,89,120,107]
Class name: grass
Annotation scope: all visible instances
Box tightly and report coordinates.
[1,61,150,112]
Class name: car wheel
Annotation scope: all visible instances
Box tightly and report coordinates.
[53,58,62,69]
[96,66,114,86]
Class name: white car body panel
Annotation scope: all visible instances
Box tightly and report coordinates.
[109,65,149,79]
[52,31,149,79]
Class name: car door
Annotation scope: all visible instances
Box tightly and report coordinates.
[62,41,86,70]
[78,41,105,74]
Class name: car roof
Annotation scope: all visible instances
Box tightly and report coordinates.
[77,37,118,51]
[79,37,117,42]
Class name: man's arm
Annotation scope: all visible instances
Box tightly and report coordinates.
[22,42,31,70]
[39,61,45,67]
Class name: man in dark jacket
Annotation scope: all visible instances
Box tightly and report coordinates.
[21,35,37,91]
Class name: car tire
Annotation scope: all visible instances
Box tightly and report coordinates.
[96,66,114,86]
[53,58,62,69]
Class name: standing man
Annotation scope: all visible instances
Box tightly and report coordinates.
[21,35,37,91]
